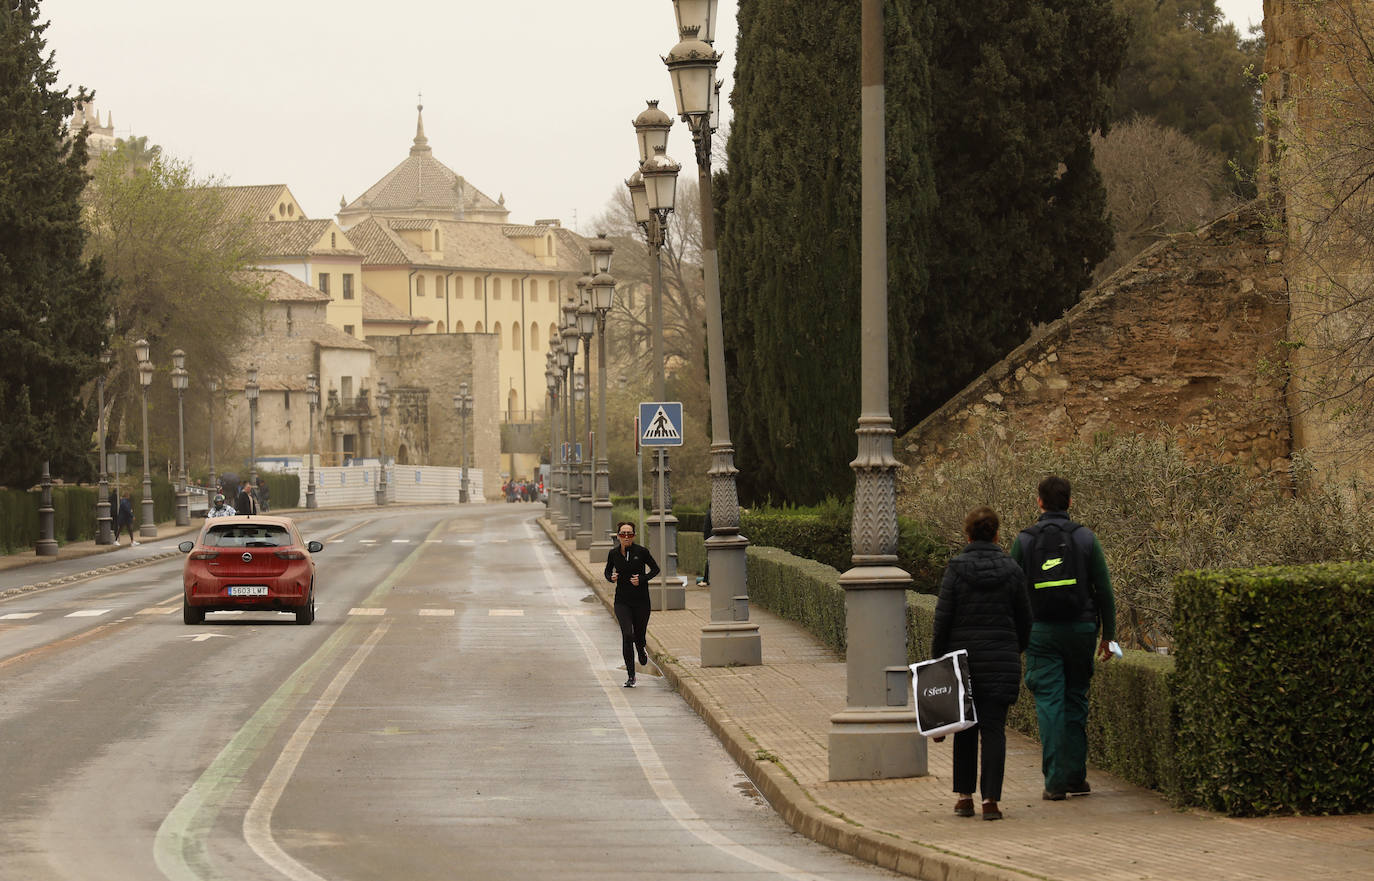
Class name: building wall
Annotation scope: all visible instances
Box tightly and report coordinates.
[897,204,1292,484]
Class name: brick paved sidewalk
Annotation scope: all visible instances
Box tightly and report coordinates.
[544,520,1374,881]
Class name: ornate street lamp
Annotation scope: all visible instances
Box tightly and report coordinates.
[561,293,581,540]
[245,366,260,500]
[96,347,113,545]
[376,379,390,506]
[663,0,760,666]
[636,138,684,604]
[306,373,319,509]
[575,276,596,551]
[454,381,472,503]
[545,362,558,516]
[555,338,572,534]
[589,238,617,563]
[171,348,189,526]
[136,339,157,538]
[547,344,564,528]
[207,377,219,503]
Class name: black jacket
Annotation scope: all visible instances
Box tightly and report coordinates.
[604,542,661,606]
[931,541,1032,705]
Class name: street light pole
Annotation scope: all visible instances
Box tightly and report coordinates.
[561,293,581,540]
[576,277,596,551]
[664,0,760,666]
[207,378,218,503]
[245,366,259,501]
[589,236,616,564]
[172,349,189,526]
[455,381,472,503]
[555,341,571,533]
[545,362,558,517]
[306,373,318,509]
[136,338,157,538]
[96,347,113,545]
[376,379,390,506]
[828,0,923,781]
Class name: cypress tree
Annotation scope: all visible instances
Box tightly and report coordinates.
[720,0,934,505]
[0,1,112,487]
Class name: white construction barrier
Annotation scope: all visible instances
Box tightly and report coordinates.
[290,465,485,508]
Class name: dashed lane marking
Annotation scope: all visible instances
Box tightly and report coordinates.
[139,607,179,615]
[65,609,112,618]
[348,608,386,616]
[418,609,456,616]
[391,539,410,544]
[0,612,41,620]
[488,609,524,616]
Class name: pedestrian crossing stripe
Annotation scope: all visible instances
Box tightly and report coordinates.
[639,402,684,446]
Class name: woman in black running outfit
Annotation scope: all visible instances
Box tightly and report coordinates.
[604,521,660,687]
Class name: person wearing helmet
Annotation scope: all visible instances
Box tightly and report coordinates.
[207,493,236,519]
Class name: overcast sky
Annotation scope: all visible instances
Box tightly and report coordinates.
[43,0,1262,235]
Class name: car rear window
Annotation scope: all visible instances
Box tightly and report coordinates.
[203,524,293,548]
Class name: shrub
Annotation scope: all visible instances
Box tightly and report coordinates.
[1174,563,1374,815]
[899,427,1374,647]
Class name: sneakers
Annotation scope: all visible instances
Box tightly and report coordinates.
[131,540,141,547]
[624,676,636,688]
[637,646,649,666]
[982,800,1003,821]
[953,797,974,818]
[1066,780,1092,796]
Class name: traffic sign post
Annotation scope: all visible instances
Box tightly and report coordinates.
[638,402,685,610]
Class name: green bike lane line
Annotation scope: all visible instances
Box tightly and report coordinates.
[153,519,446,881]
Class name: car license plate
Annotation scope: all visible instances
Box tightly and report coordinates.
[228,585,269,597]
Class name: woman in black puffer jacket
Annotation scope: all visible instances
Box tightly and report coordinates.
[931,506,1031,821]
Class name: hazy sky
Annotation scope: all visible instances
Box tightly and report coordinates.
[43,0,1262,234]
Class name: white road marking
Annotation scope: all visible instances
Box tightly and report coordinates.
[139,607,179,615]
[418,609,455,616]
[557,609,596,616]
[65,609,111,618]
[532,526,831,881]
[243,620,391,881]
[490,538,509,543]
[359,539,377,544]
[348,607,386,616]
[457,539,475,544]
[488,609,524,616]
[0,612,40,620]
[328,539,345,544]
[391,539,410,544]
[179,633,231,642]
[424,539,442,543]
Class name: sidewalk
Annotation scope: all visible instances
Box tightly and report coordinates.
[543,519,1374,881]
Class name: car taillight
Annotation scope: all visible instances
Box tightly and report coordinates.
[274,550,306,560]
[190,551,219,560]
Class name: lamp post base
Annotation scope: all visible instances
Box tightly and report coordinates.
[828,709,926,781]
[306,487,317,509]
[646,512,679,582]
[700,621,762,667]
[175,491,189,527]
[649,577,686,611]
[140,490,157,538]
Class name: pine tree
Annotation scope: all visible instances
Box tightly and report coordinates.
[0,1,112,486]
[719,0,934,505]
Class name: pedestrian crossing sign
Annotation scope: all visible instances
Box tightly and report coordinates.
[639,402,684,446]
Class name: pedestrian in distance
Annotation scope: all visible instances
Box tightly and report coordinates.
[931,506,1031,821]
[1011,475,1117,802]
[604,521,660,688]
[207,493,236,518]
[235,483,259,516]
[256,476,270,512]
[116,490,138,546]
[696,504,712,586]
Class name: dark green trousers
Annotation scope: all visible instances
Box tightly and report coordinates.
[1024,622,1098,793]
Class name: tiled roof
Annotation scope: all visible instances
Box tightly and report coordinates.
[341,151,505,220]
[341,218,417,266]
[312,322,375,350]
[502,224,546,237]
[202,184,297,221]
[239,269,331,303]
[363,287,429,325]
[432,221,550,271]
[388,218,435,230]
[248,219,362,259]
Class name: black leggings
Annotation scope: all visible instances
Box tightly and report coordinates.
[613,602,651,675]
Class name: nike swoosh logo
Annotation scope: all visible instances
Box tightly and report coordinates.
[1041,557,1062,571]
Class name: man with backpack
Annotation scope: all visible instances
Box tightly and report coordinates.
[1011,475,1116,802]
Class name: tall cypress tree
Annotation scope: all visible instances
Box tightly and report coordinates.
[913,0,1127,418]
[0,1,112,486]
[720,0,934,505]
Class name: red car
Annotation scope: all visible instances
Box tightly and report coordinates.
[178,515,322,625]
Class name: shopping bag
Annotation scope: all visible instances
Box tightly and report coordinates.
[911,649,978,737]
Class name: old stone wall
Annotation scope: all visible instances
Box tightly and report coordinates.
[368,334,503,500]
[898,203,1292,479]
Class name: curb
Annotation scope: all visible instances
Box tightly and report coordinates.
[537,516,1028,881]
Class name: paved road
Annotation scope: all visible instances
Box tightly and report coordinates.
[0,505,900,881]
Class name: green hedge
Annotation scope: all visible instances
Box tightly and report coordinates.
[1174,564,1374,815]
[0,478,182,555]
[258,473,300,511]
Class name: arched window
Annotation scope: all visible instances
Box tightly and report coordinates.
[416,276,426,297]
[435,321,446,334]
[455,320,465,333]
[546,235,553,255]
[493,278,502,300]
[529,279,538,302]
[433,230,440,250]
[530,322,540,351]
[454,276,464,299]
[508,389,519,417]
[474,321,484,333]
[494,321,503,350]
[512,321,521,351]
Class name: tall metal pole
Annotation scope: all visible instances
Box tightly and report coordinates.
[577,330,594,550]
[207,378,218,502]
[591,310,614,563]
[139,368,156,538]
[307,373,318,509]
[647,215,682,607]
[828,0,923,781]
[95,351,113,545]
[175,379,188,526]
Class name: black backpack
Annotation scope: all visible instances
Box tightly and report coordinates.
[1021,519,1090,622]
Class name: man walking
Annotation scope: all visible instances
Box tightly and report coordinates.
[1011,475,1116,801]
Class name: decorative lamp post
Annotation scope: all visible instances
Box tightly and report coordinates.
[96,347,113,545]
[556,339,573,535]
[548,344,565,528]
[827,0,923,782]
[136,339,157,538]
[589,238,616,563]
[376,379,390,506]
[245,366,260,496]
[454,381,472,503]
[207,378,219,503]
[637,138,684,607]
[663,0,760,666]
[171,348,189,526]
[575,276,596,551]
[561,293,581,539]
[306,373,319,509]
[545,363,558,516]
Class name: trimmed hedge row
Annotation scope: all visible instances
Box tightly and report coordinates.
[1174,564,1374,815]
[1,478,182,554]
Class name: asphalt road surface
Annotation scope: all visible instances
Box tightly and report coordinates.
[0,505,902,881]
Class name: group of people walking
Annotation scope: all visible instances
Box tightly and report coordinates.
[931,475,1116,821]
